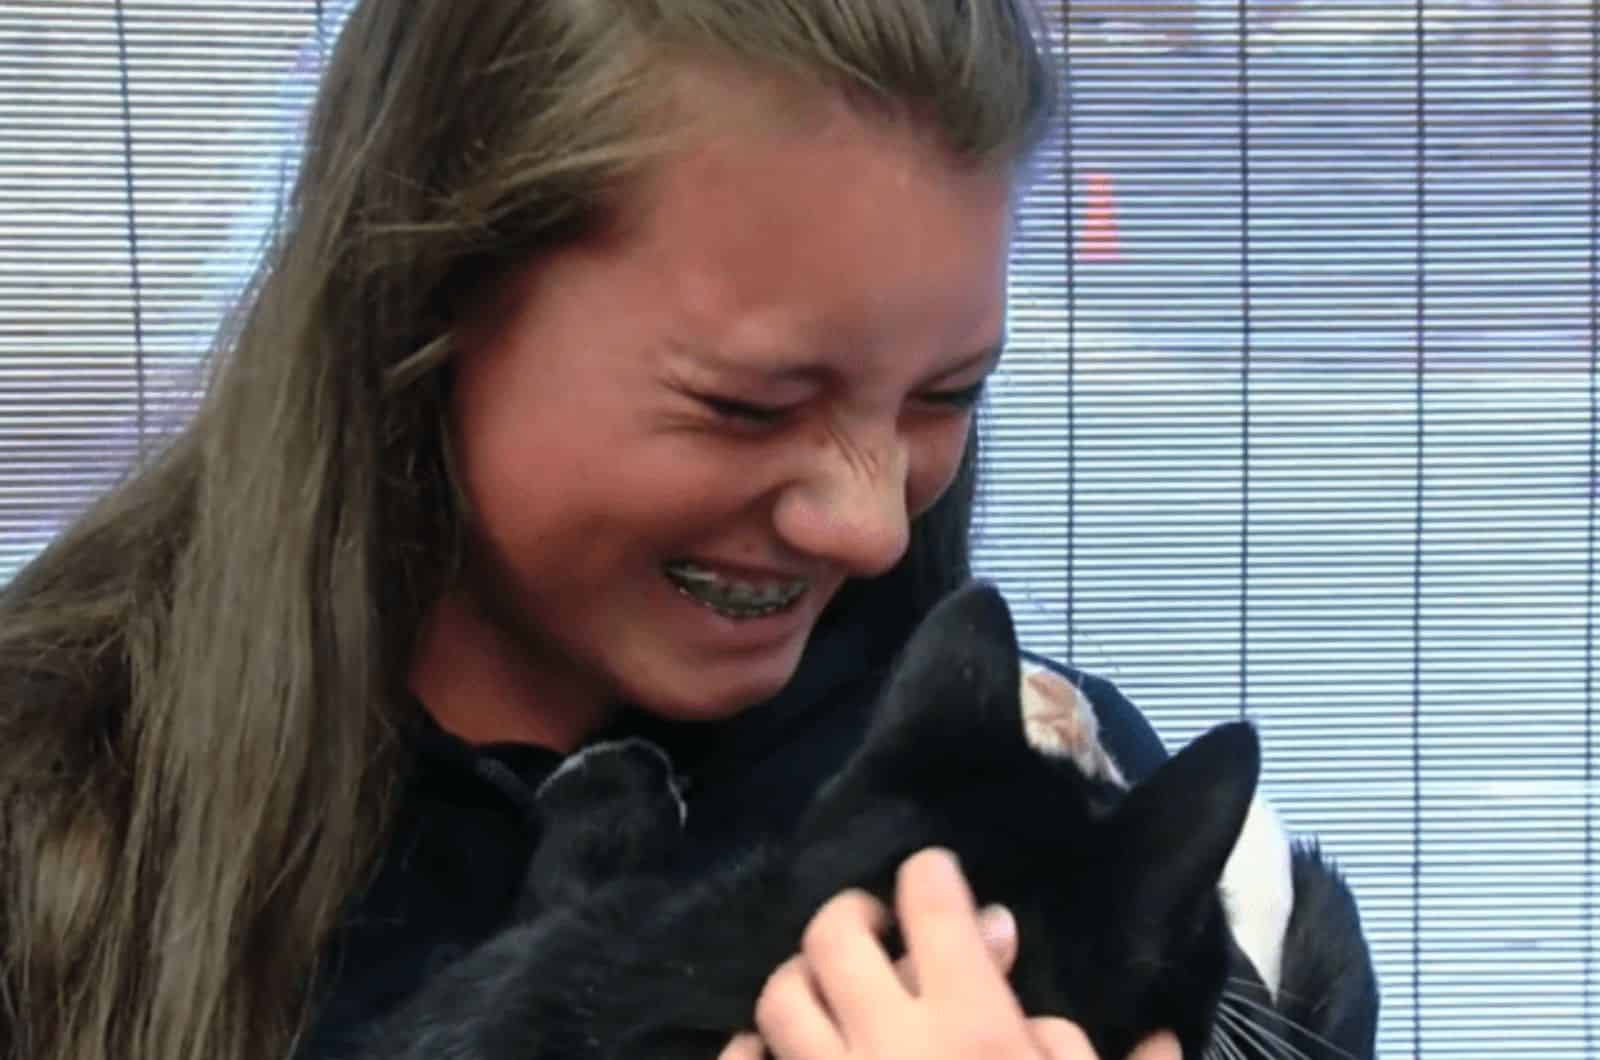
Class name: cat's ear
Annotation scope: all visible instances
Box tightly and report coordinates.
[1105,722,1260,937]
[797,582,1025,837]
[860,580,1027,758]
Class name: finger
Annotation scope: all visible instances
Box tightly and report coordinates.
[799,889,906,1036]
[891,951,918,993]
[1126,1030,1182,1060]
[717,1033,767,1060]
[894,848,1022,1011]
[893,904,1015,994]
[1028,1017,1097,1060]
[754,954,845,1059]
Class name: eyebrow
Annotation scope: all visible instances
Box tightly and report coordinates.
[935,339,1007,381]
[675,337,1006,385]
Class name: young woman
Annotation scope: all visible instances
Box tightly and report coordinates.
[0,4,1176,1059]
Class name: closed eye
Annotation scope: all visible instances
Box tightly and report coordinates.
[921,380,987,410]
[696,380,986,425]
[697,394,791,425]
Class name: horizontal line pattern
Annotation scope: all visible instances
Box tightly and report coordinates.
[0,0,320,564]
[981,4,1599,1057]
[2,3,1596,1057]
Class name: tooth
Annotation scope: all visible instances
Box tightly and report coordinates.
[664,561,807,619]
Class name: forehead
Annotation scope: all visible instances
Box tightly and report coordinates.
[600,83,1017,374]
[637,64,1016,222]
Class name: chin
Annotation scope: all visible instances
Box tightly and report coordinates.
[630,666,797,725]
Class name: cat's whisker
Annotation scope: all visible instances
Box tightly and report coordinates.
[1221,989,1359,1060]
[1205,1018,1252,1060]
[1200,1023,1229,1060]
[1220,1000,1321,1060]
[1216,1005,1318,1060]
[1221,999,1320,1060]
[1222,994,1356,1060]
[1201,1030,1225,1060]
[1224,974,1318,1009]
[1214,1006,1277,1059]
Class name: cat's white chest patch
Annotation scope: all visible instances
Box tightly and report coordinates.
[1220,794,1294,1000]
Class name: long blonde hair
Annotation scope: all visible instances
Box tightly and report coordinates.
[0,3,1055,1058]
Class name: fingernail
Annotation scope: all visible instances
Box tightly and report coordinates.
[978,903,1016,948]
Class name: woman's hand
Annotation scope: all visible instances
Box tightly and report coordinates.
[719,848,1181,1060]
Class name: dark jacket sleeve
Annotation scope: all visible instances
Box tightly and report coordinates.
[1019,651,1169,784]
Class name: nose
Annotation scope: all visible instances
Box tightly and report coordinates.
[772,426,912,580]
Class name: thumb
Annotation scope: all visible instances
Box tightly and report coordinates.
[1027,1017,1096,1060]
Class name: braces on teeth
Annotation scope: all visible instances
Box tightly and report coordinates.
[664,562,807,618]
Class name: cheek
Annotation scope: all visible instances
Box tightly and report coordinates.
[905,418,973,519]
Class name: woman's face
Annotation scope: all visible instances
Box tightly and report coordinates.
[441,89,1014,737]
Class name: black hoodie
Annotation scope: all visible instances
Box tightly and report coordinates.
[298,604,1166,1059]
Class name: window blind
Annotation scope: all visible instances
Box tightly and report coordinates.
[0,0,325,575]
[987,3,1599,1055]
[3,2,1596,1056]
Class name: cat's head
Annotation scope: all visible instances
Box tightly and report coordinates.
[796,581,1259,1060]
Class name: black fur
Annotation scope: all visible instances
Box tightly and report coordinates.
[359,583,1375,1060]
[1275,841,1381,1059]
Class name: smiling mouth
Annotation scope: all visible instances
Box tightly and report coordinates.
[662,560,809,620]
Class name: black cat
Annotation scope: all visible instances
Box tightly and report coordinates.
[360,582,1376,1060]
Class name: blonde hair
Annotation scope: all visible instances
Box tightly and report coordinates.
[0,3,1055,1058]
